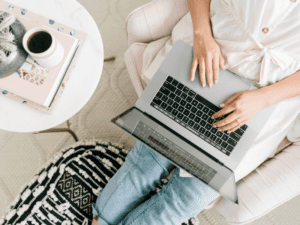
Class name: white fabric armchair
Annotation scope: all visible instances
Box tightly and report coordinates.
[124,0,300,224]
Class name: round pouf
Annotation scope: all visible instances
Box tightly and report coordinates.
[0,140,199,225]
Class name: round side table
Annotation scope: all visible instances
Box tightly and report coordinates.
[0,0,104,133]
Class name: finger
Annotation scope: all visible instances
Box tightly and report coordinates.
[205,57,213,87]
[219,51,226,70]
[190,58,198,81]
[212,55,219,84]
[211,104,235,119]
[221,92,243,108]
[227,123,243,133]
[213,112,240,128]
[199,59,206,87]
[216,120,241,132]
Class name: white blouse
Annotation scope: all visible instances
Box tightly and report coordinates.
[210,0,300,87]
[141,0,300,178]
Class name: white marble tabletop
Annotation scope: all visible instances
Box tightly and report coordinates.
[0,0,104,133]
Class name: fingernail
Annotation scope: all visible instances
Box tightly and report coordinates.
[213,124,216,127]
[202,83,206,87]
[227,131,231,133]
[211,116,215,119]
[209,83,212,88]
[220,103,224,107]
[214,79,218,84]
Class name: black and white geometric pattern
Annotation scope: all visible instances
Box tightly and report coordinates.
[0,140,199,225]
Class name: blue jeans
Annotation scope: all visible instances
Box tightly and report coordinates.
[92,141,220,225]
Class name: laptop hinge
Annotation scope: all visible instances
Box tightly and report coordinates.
[144,111,224,167]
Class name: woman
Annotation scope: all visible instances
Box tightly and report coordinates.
[92,0,300,224]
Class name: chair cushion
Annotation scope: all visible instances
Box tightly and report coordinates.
[214,142,300,225]
[0,139,200,225]
[124,43,148,97]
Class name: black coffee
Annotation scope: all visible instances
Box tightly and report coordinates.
[27,31,52,54]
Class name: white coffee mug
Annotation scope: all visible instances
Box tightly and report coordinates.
[22,27,64,68]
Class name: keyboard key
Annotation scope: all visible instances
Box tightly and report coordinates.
[230,132,241,141]
[177,83,184,90]
[171,109,178,116]
[205,124,212,130]
[177,113,184,120]
[194,117,201,123]
[192,100,198,106]
[169,93,176,99]
[188,90,196,97]
[197,103,204,110]
[196,111,203,117]
[167,99,173,105]
[200,120,206,127]
[180,100,186,106]
[156,92,163,99]
[183,117,189,123]
[193,124,200,130]
[191,107,197,113]
[203,107,209,113]
[207,118,214,124]
[208,110,214,116]
[189,114,195,120]
[175,89,182,96]
[178,106,184,112]
[216,131,223,137]
[161,103,167,109]
[188,120,195,127]
[228,138,237,147]
[174,96,181,103]
[210,134,217,141]
[183,87,189,93]
[211,127,217,134]
[221,135,229,141]
[183,110,190,116]
[221,142,228,148]
[186,104,192,110]
[204,131,211,138]
[240,124,248,131]
[160,87,170,96]
[173,102,179,109]
[202,114,208,120]
[171,79,179,86]
[235,128,244,136]
[186,96,193,103]
[153,98,162,106]
[162,95,168,102]
[199,127,206,134]
[226,145,234,152]
[163,82,176,92]
[167,76,173,82]
[216,138,222,145]
[166,106,173,113]
[181,93,187,99]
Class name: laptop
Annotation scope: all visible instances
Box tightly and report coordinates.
[111,40,278,205]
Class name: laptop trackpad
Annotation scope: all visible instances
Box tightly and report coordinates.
[187,69,252,107]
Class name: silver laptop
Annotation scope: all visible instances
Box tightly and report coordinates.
[111,40,278,205]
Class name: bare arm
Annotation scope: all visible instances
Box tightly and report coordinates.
[188,0,225,87]
[262,70,300,107]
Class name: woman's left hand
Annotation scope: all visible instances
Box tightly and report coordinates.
[211,89,269,133]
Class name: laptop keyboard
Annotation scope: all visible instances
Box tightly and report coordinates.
[150,76,248,156]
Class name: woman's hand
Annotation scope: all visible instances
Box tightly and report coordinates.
[211,89,269,133]
[190,34,226,87]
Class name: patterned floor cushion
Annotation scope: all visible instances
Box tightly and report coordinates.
[0,139,199,225]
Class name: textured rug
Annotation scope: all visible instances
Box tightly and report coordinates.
[1,0,300,224]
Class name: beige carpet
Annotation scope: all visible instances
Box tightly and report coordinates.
[1,0,300,224]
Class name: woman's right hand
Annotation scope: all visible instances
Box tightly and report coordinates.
[190,34,226,87]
